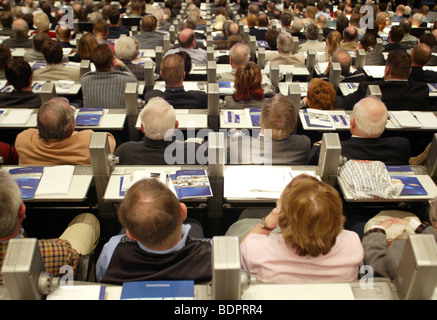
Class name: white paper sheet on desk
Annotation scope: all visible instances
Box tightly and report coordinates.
[363,66,385,78]
[1,109,33,125]
[389,111,422,128]
[412,111,437,128]
[35,165,74,195]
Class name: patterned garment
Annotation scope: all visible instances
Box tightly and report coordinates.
[0,238,79,285]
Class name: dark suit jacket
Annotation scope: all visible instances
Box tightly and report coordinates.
[409,66,437,83]
[341,80,430,111]
[107,26,130,39]
[383,42,409,52]
[307,136,411,165]
[114,136,204,165]
[0,90,42,108]
[3,36,32,48]
[144,87,207,109]
[249,27,268,41]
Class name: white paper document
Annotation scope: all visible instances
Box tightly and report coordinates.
[35,165,75,195]
[1,109,33,125]
[389,111,422,128]
[412,112,437,129]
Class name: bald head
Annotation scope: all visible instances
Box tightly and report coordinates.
[229,42,250,69]
[351,96,388,137]
[331,49,351,75]
[412,43,432,66]
[178,28,195,48]
[12,18,29,37]
[343,26,357,42]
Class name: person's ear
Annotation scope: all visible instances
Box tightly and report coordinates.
[126,229,137,241]
[180,203,187,222]
[175,120,179,129]
[140,123,145,133]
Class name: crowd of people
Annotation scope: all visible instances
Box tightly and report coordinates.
[0,0,437,294]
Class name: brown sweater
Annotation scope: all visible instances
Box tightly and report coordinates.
[15,129,116,165]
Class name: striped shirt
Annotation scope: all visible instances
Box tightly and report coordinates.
[81,66,138,109]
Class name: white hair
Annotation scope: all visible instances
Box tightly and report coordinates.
[352,96,388,137]
[277,32,294,53]
[114,36,138,60]
[140,97,176,140]
[0,170,22,238]
[412,13,423,24]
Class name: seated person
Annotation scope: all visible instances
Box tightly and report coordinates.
[164,28,207,65]
[115,97,203,165]
[0,170,100,284]
[318,49,367,83]
[134,15,164,50]
[33,39,80,82]
[340,26,360,51]
[0,58,42,108]
[225,174,363,283]
[3,18,32,48]
[81,44,138,109]
[341,50,430,111]
[96,178,212,285]
[249,12,269,41]
[23,31,50,63]
[302,78,336,110]
[227,94,311,165]
[362,208,437,279]
[144,54,207,109]
[409,43,437,83]
[265,32,305,65]
[298,23,326,53]
[383,25,409,52]
[359,32,385,66]
[56,25,75,48]
[224,62,268,109]
[308,96,411,165]
[107,9,129,39]
[0,141,18,164]
[219,42,274,95]
[15,97,116,165]
[114,36,145,81]
[0,44,11,79]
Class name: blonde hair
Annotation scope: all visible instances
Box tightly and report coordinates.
[33,12,50,31]
[260,94,296,140]
[326,31,342,57]
[278,174,345,257]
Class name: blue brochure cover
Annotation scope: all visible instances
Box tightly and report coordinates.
[170,169,212,200]
[391,176,428,196]
[76,108,104,126]
[121,281,194,300]
[9,167,44,200]
[219,81,231,88]
[249,108,261,126]
[386,165,413,172]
